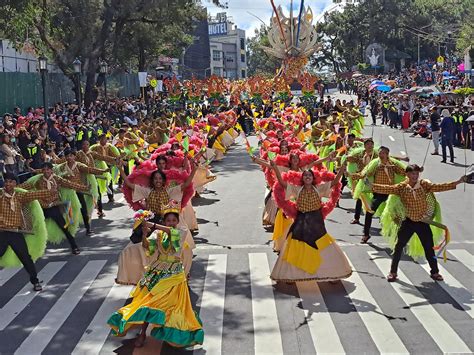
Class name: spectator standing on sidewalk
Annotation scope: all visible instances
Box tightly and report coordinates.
[440,108,455,163]
[430,106,441,155]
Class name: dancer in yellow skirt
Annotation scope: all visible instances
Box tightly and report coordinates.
[107,201,203,348]
[269,161,352,282]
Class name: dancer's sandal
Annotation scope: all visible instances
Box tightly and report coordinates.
[360,235,371,244]
[387,273,398,282]
[430,273,443,281]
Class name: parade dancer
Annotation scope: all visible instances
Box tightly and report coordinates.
[90,134,122,204]
[0,173,51,291]
[369,164,466,282]
[269,161,352,282]
[107,201,204,348]
[351,146,406,243]
[346,138,376,224]
[20,162,89,254]
[77,139,119,218]
[55,148,107,235]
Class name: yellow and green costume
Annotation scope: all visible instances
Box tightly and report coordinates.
[107,228,203,348]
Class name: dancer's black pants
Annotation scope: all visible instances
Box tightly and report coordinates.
[0,231,39,284]
[77,192,91,232]
[363,193,388,236]
[354,199,362,220]
[390,219,439,275]
[43,206,78,249]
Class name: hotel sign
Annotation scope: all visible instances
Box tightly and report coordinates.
[209,22,228,36]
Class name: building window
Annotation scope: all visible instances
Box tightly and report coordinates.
[212,50,221,61]
[241,69,246,78]
[240,38,245,50]
[226,70,237,79]
[226,56,234,63]
[241,54,245,62]
[214,67,222,76]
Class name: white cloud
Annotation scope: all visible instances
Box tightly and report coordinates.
[204,0,334,38]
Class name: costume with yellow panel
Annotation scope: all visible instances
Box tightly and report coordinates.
[271,182,352,281]
[108,203,203,348]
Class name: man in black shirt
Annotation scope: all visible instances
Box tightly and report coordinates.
[430,106,441,155]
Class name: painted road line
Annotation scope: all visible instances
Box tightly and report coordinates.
[449,250,473,272]
[199,254,227,355]
[249,253,283,354]
[369,251,470,353]
[389,135,395,141]
[0,262,66,330]
[0,267,21,287]
[72,283,133,355]
[297,281,345,354]
[343,258,408,353]
[15,260,107,354]
[419,262,473,318]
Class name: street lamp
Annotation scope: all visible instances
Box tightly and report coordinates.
[73,58,82,105]
[38,56,48,120]
[100,61,108,103]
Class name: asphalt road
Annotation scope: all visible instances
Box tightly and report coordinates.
[0,91,472,355]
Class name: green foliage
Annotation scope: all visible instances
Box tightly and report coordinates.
[455,2,474,54]
[314,0,472,71]
[453,87,474,96]
[0,0,222,104]
[247,25,282,77]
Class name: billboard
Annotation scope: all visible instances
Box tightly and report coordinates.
[209,22,228,36]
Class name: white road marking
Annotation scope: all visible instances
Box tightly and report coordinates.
[297,281,345,354]
[369,251,470,353]
[389,135,395,141]
[0,267,21,287]
[72,283,133,355]
[343,258,408,353]
[15,260,107,354]
[249,253,283,354]
[199,254,227,355]
[449,249,473,272]
[0,262,66,330]
[419,262,473,318]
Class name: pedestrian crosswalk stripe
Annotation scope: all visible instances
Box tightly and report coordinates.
[72,282,134,355]
[296,281,345,354]
[199,254,228,355]
[419,261,473,318]
[0,261,66,331]
[249,253,283,354]
[369,251,471,354]
[449,249,473,272]
[15,260,107,355]
[0,267,21,287]
[343,259,408,354]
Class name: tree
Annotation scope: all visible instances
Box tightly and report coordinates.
[314,0,471,71]
[0,0,222,106]
[455,2,474,55]
[247,25,281,77]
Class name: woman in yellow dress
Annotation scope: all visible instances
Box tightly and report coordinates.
[116,163,197,285]
[107,202,204,348]
[269,161,352,282]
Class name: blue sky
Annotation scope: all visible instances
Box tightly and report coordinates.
[205,0,335,38]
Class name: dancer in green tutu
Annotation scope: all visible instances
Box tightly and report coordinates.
[20,161,89,255]
[368,164,466,282]
[0,173,51,291]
